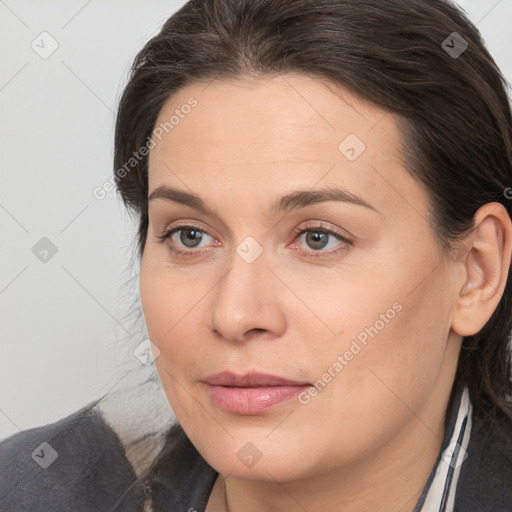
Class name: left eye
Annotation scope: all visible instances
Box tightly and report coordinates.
[296,229,340,251]
[292,227,352,253]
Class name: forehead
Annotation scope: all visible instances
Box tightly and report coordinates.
[147,73,429,220]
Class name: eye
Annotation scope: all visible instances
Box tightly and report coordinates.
[290,221,353,256]
[156,225,220,256]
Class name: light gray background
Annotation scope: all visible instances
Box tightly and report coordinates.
[1,0,511,442]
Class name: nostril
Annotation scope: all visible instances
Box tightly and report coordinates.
[244,328,268,341]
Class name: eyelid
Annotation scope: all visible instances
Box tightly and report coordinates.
[291,220,353,242]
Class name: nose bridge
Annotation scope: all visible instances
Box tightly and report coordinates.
[209,240,285,342]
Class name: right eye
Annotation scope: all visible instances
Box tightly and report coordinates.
[157,225,221,256]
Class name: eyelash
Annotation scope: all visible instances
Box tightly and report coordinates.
[156,221,353,258]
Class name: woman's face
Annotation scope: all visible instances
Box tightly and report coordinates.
[140,73,463,482]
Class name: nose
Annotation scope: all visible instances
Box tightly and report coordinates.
[208,246,287,344]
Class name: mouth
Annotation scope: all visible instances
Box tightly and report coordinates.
[202,371,312,415]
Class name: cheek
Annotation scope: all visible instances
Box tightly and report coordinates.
[302,243,452,400]
[139,260,205,368]
[334,242,451,384]
[283,271,452,468]
[139,264,208,423]
[317,265,452,425]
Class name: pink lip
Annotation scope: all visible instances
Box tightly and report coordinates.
[202,371,312,414]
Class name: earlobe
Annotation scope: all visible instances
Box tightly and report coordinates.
[451,202,512,337]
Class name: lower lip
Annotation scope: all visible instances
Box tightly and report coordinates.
[204,384,311,414]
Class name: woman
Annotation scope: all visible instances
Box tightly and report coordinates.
[1,0,511,511]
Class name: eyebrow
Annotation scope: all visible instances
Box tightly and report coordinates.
[148,185,380,215]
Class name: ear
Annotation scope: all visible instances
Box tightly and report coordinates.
[451,202,512,337]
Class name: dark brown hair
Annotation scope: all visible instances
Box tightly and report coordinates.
[114,0,512,428]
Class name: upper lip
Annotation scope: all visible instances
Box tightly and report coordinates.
[202,371,310,387]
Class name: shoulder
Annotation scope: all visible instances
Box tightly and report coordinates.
[0,401,144,512]
[455,410,512,511]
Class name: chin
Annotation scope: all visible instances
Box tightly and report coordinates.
[196,433,322,483]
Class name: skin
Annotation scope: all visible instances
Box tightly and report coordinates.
[139,72,512,512]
